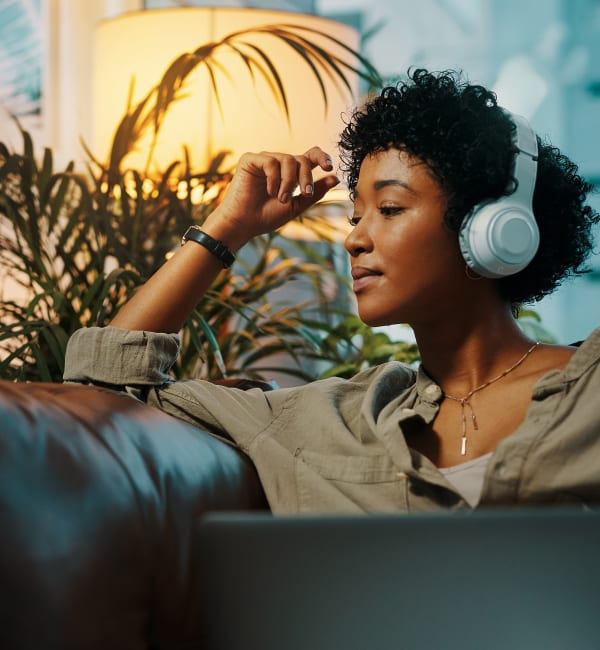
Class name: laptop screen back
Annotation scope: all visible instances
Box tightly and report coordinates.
[196,509,600,650]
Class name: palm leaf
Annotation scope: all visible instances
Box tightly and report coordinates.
[235,41,290,123]
[107,23,382,174]
[1,31,421,385]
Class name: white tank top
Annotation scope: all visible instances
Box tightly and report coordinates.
[439,452,493,507]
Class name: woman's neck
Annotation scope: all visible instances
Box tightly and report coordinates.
[412,306,536,396]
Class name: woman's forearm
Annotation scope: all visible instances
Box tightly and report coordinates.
[109,216,248,333]
[109,148,339,333]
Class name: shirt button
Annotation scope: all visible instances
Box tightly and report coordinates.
[424,384,442,400]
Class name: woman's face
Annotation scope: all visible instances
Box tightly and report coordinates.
[344,148,467,327]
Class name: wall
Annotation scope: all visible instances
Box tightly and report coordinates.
[43,0,142,168]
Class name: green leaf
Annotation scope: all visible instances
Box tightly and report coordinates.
[39,324,69,374]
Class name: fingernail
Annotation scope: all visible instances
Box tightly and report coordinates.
[326,157,333,167]
[305,184,314,195]
[280,192,291,203]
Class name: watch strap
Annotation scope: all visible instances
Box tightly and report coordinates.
[181,226,236,268]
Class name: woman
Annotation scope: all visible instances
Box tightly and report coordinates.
[65,69,600,512]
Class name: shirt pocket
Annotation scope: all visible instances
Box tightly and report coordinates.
[295,449,408,513]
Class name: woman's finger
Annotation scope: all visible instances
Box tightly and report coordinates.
[303,146,334,172]
[237,148,336,207]
[251,153,282,199]
[277,154,301,203]
[291,173,341,216]
[296,147,335,199]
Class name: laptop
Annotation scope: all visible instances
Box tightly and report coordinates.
[196,509,600,650]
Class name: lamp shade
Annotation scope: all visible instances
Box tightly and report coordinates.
[92,7,360,175]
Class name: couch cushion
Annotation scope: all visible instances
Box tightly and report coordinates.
[0,380,266,650]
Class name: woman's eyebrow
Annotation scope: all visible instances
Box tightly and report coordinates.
[373,179,416,193]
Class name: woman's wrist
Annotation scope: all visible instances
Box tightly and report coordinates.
[181,226,236,268]
[200,210,253,253]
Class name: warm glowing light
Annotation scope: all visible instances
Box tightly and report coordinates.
[176,181,188,200]
[190,185,205,205]
[279,185,353,243]
[141,178,155,196]
[93,8,360,176]
[202,183,222,203]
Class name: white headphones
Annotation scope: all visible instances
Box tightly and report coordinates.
[459,111,540,278]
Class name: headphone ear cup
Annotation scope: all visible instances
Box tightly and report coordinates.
[460,201,540,278]
[460,110,539,279]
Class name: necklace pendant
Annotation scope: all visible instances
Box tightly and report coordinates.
[445,341,540,460]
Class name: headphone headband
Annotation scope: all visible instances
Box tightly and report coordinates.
[509,112,538,207]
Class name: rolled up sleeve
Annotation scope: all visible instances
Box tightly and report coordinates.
[64,326,180,387]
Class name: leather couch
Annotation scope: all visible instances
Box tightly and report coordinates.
[0,379,268,650]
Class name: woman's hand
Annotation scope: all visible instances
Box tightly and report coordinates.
[204,147,340,248]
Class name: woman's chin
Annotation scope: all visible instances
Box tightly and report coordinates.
[357,310,397,328]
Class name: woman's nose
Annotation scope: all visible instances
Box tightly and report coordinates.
[344,218,373,257]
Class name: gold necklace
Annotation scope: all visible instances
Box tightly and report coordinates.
[443,341,540,456]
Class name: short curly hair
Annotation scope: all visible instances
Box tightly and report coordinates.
[338,68,599,306]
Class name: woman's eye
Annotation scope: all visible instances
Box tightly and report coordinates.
[348,215,361,226]
[380,206,404,216]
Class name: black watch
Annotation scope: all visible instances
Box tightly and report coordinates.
[181,226,236,268]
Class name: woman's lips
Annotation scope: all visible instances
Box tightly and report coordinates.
[351,266,382,292]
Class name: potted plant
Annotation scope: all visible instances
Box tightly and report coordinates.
[0,20,425,383]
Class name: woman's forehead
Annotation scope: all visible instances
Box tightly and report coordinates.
[355,148,440,194]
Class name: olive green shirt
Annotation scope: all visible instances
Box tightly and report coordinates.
[64,326,600,513]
